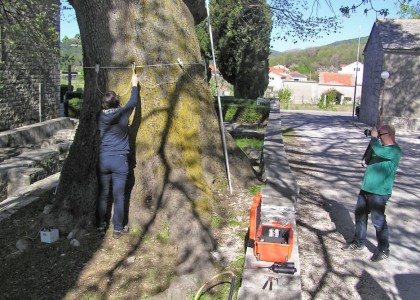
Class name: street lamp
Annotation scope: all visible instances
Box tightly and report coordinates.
[378,71,390,124]
[381,71,390,80]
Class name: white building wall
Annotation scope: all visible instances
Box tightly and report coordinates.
[283,81,318,103]
[318,84,362,101]
[267,73,284,92]
[281,81,362,104]
[339,62,364,85]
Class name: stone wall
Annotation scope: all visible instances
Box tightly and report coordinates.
[360,25,420,131]
[381,51,420,131]
[283,81,318,104]
[282,81,362,104]
[360,26,384,126]
[0,0,60,131]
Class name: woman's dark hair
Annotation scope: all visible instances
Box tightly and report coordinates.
[101,91,120,109]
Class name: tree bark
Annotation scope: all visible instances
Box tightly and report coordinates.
[45,0,257,287]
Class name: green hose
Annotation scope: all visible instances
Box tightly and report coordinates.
[194,271,235,300]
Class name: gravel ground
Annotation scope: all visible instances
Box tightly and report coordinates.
[286,140,370,299]
[281,110,420,300]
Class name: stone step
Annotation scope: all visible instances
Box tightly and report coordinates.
[0,147,22,163]
[7,167,47,197]
[238,100,302,299]
[0,148,61,202]
[0,173,60,222]
[47,141,73,161]
[237,286,301,300]
[0,117,78,148]
[53,128,77,142]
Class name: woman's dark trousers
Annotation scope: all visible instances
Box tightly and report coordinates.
[98,154,128,232]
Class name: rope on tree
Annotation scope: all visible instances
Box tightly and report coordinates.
[84,61,207,95]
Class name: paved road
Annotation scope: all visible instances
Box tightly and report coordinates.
[281,110,420,300]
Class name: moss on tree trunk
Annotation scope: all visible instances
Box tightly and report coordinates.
[46,0,257,293]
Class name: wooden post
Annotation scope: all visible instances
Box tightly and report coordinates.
[67,64,72,90]
[38,83,42,122]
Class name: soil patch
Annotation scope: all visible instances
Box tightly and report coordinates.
[0,185,253,299]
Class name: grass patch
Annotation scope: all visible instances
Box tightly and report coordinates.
[211,215,223,229]
[218,97,270,124]
[235,138,263,150]
[230,255,245,299]
[60,78,84,91]
[156,224,170,243]
[227,218,242,227]
[247,184,264,195]
[281,103,354,111]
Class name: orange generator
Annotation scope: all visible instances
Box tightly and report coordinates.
[249,192,294,263]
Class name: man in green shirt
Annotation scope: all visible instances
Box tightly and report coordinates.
[342,124,402,262]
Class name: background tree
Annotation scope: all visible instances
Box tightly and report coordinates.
[397,0,420,18]
[201,0,409,95]
[269,36,370,80]
[269,0,404,43]
[209,0,272,99]
[269,0,339,43]
[60,34,83,70]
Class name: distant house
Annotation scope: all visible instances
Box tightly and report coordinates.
[360,19,420,131]
[318,69,362,103]
[208,64,232,96]
[267,65,307,96]
[289,72,308,82]
[267,65,288,93]
[338,61,364,85]
[319,72,354,86]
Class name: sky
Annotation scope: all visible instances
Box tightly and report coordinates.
[270,0,401,52]
[60,1,401,52]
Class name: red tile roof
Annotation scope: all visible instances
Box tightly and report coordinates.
[269,68,288,76]
[319,72,354,86]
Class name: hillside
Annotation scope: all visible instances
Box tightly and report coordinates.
[269,36,369,80]
[60,34,369,80]
[60,35,83,71]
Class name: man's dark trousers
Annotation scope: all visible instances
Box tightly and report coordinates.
[354,190,390,253]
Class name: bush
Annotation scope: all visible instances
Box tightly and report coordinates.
[222,103,269,124]
[278,88,292,109]
[317,90,337,110]
[60,84,73,102]
[68,97,82,118]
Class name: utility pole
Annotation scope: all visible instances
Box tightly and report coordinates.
[206,0,233,194]
[352,28,361,120]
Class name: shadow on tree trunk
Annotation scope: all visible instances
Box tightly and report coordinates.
[38,0,258,298]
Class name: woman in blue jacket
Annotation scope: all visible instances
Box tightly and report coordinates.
[97,74,139,239]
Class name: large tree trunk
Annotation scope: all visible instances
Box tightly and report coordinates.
[45,0,257,291]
